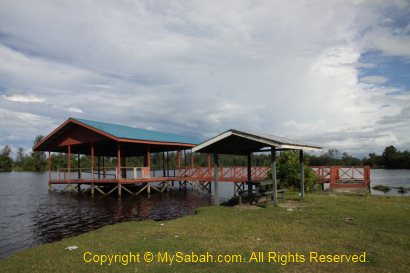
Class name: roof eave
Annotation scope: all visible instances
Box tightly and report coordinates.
[192,129,322,153]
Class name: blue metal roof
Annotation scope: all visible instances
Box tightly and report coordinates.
[73,118,201,145]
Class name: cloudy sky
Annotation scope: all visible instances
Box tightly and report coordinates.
[1,0,409,157]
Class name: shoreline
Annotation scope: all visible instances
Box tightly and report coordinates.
[1,193,409,272]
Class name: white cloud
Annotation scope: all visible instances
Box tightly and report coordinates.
[361,76,389,84]
[63,107,83,113]
[3,94,45,103]
[0,0,409,155]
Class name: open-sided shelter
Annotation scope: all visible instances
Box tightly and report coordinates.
[192,129,321,205]
[33,118,200,188]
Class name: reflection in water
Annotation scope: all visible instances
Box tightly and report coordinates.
[1,169,409,259]
[0,172,212,259]
[370,169,410,196]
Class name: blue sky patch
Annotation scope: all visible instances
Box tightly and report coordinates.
[359,51,410,90]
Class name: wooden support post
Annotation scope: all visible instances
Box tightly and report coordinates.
[166,151,169,177]
[213,153,219,205]
[91,142,94,180]
[77,154,81,179]
[162,152,166,177]
[48,151,51,190]
[207,153,211,176]
[299,150,305,200]
[147,184,151,196]
[118,183,122,197]
[122,155,126,178]
[271,147,277,206]
[177,149,181,177]
[102,157,106,178]
[146,146,151,177]
[91,183,94,196]
[117,143,121,180]
[67,145,71,191]
[247,153,252,195]
[98,156,101,179]
[191,150,194,169]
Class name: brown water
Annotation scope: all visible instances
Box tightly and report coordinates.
[0,172,215,259]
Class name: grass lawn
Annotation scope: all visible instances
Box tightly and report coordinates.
[0,193,409,272]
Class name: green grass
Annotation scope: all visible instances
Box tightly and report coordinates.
[1,193,409,273]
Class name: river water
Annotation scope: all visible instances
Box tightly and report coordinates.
[0,169,409,259]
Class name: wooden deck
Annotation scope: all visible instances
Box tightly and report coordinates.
[48,166,271,197]
[49,166,270,185]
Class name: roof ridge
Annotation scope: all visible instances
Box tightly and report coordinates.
[72,117,201,144]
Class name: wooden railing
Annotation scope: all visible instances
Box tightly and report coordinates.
[179,166,270,181]
[55,167,150,181]
[52,166,270,183]
[310,166,371,187]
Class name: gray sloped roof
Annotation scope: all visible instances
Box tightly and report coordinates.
[192,129,321,155]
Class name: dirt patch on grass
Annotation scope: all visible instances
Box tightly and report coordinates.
[234,204,262,210]
[278,200,306,210]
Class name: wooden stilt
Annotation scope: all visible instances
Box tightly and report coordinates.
[147,184,151,196]
[95,186,107,196]
[118,183,122,197]
[91,183,94,196]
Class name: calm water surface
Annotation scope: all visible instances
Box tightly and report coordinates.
[0,172,219,259]
[0,169,409,259]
